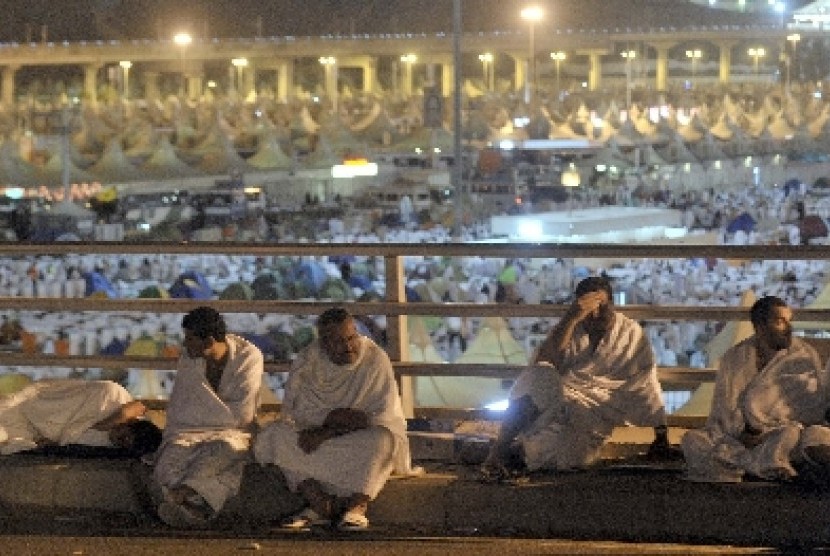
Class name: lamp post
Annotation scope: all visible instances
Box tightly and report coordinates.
[173,32,192,98]
[520,6,543,105]
[685,49,701,78]
[550,51,566,95]
[787,33,800,92]
[231,57,248,100]
[318,56,337,113]
[399,53,417,97]
[621,49,636,109]
[118,60,132,101]
[748,47,766,78]
[478,53,494,92]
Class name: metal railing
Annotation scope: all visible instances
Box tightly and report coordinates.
[2,241,829,425]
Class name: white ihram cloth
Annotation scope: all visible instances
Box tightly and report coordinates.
[0,380,131,454]
[511,312,666,470]
[153,334,263,512]
[682,336,830,482]
[254,336,409,499]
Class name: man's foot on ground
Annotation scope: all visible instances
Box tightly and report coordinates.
[276,507,331,531]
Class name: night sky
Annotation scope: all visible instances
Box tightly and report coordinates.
[0,0,813,42]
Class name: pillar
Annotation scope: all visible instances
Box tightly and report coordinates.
[243,62,256,99]
[511,53,526,93]
[83,63,101,104]
[583,50,606,91]
[441,62,453,97]
[654,45,670,91]
[717,41,736,84]
[276,60,293,101]
[187,75,202,100]
[1,65,18,106]
[144,71,160,102]
[362,57,377,94]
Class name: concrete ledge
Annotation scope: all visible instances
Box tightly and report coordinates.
[2,454,829,548]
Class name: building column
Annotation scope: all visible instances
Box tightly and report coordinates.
[510,53,526,93]
[277,60,293,101]
[654,44,670,91]
[243,61,256,99]
[1,65,18,106]
[187,75,203,100]
[576,49,607,91]
[144,71,160,102]
[362,56,377,94]
[83,63,101,104]
[717,41,737,84]
[440,62,453,97]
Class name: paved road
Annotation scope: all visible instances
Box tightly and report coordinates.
[0,514,777,556]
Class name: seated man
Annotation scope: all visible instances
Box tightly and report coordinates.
[482,276,671,479]
[0,378,161,456]
[254,307,410,531]
[682,296,830,482]
[153,306,264,528]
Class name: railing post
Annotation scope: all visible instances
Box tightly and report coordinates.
[384,254,413,417]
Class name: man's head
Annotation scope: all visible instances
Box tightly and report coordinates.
[108,419,163,457]
[181,306,227,359]
[574,276,614,333]
[750,296,793,351]
[317,307,361,365]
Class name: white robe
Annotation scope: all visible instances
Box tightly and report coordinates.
[511,312,666,470]
[153,334,263,512]
[254,335,409,499]
[682,336,830,482]
[0,380,132,455]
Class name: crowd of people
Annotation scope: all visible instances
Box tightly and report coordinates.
[4,283,830,531]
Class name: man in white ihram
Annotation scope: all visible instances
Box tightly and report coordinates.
[254,307,410,531]
[482,276,672,479]
[682,295,830,483]
[153,306,263,527]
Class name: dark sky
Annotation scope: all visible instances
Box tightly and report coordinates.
[0,0,813,42]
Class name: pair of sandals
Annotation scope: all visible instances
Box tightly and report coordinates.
[279,507,369,531]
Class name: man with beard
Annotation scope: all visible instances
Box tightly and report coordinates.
[683,296,830,483]
[481,276,672,480]
[254,307,410,531]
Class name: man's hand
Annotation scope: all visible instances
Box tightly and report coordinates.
[567,291,608,324]
[298,427,334,454]
[323,408,369,433]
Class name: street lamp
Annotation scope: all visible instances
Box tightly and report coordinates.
[231,57,248,100]
[478,53,494,92]
[173,32,192,98]
[399,53,417,97]
[520,6,543,105]
[685,49,702,84]
[318,56,337,113]
[550,51,566,95]
[787,33,801,91]
[118,60,132,101]
[748,47,766,77]
[621,50,636,109]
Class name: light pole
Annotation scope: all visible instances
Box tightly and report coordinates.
[318,56,337,113]
[621,50,636,109]
[550,51,566,95]
[787,33,800,92]
[748,47,765,78]
[685,49,702,84]
[478,53,494,92]
[118,60,132,101]
[231,57,248,100]
[400,53,417,97]
[520,6,543,105]
[173,32,192,98]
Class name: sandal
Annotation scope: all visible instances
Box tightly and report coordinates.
[337,510,369,531]
[278,507,330,530]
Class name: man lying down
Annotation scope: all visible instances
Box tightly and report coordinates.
[0,378,161,457]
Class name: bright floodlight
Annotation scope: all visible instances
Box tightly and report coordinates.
[485,399,509,411]
[518,219,544,240]
[173,32,192,46]
[400,53,417,64]
[232,57,248,68]
[520,6,544,22]
[119,60,132,70]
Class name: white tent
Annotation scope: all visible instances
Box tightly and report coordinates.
[704,289,756,367]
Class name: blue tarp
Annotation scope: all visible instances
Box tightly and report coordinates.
[290,261,328,295]
[726,212,756,234]
[84,271,118,298]
[169,270,213,299]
